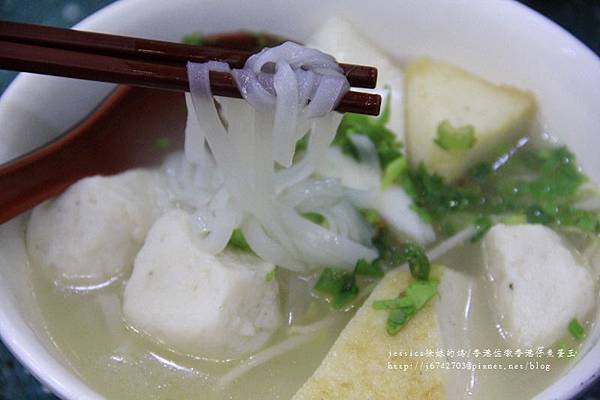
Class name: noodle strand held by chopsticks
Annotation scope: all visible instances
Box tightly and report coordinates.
[182,42,377,272]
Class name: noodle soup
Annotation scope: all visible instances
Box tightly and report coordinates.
[9,15,600,400]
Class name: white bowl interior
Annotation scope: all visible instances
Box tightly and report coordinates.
[0,0,599,399]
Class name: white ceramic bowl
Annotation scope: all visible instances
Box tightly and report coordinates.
[0,0,599,399]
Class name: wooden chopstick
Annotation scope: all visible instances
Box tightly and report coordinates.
[0,21,377,89]
[0,40,381,116]
[0,21,381,116]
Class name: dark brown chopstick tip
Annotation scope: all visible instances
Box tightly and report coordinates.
[0,20,378,89]
[0,21,381,116]
[336,91,381,116]
[339,63,378,90]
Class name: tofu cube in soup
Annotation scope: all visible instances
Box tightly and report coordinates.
[483,224,595,348]
[122,209,282,360]
[306,17,406,140]
[293,267,472,400]
[26,170,167,285]
[405,59,535,182]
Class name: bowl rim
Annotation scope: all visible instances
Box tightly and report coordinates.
[0,1,599,399]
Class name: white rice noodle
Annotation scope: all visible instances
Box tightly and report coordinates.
[279,208,377,269]
[281,178,348,210]
[184,93,210,165]
[183,43,376,272]
[232,42,349,168]
[329,202,374,244]
[274,112,342,194]
[217,332,319,388]
[241,218,304,271]
[191,193,241,254]
[426,226,477,261]
[280,178,375,245]
[163,152,221,209]
[241,204,377,272]
[288,314,341,335]
[349,134,380,172]
[187,62,241,197]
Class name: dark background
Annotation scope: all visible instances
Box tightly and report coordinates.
[0,0,599,399]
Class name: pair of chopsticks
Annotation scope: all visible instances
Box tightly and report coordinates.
[0,21,381,115]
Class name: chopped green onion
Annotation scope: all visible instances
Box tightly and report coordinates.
[314,268,359,310]
[468,162,493,183]
[295,136,309,154]
[406,163,477,221]
[381,157,408,190]
[553,206,600,234]
[526,205,555,225]
[372,296,413,310]
[227,229,251,251]
[355,258,383,278]
[371,226,405,271]
[302,212,326,226]
[404,279,439,308]
[360,208,382,228]
[569,318,585,341]
[315,256,388,310]
[501,213,528,225]
[409,204,433,225]
[182,33,203,45]
[265,269,276,283]
[402,244,430,280]
[405,146,598,238]
[557,341,568,354]
[386,308,413,335]
[333,90,403,170]
[470,216,493,242]
[154,137,171,150]
[373,278,439,335]
[434,120,477,151]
